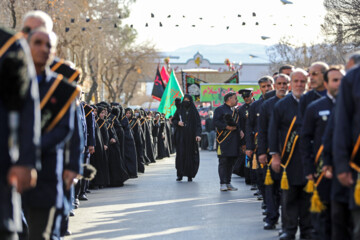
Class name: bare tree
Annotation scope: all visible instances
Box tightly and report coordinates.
[323,0,360,47]
[266,37,349,73]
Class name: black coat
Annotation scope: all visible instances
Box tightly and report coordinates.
[300,95,334,202]
[323,108,350,204]
[172,100,202,178]
[246,96,264,151]
[333,66,360,209]
[297,90,324,129]
[257,96,280,156]
[214,103,241,157]
[268,94,306,186]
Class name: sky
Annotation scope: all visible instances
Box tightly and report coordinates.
[124,0,327,52]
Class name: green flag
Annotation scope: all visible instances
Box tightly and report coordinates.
[158,70,184,118]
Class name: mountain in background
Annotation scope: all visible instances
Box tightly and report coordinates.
[161,43,270,64]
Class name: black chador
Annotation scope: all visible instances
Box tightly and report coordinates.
[111,107,126,166]
[165,119,174,154]
[120,108,138,178]
[107,112,129,186]
[90,113,107,188]
[268,93,312,237]
[152,116,160,159]
[137,113,151,165]
[96,115,110,187]
[172,95,202,179]
[127,109,145,173]
[140,115,156,163]
[156,116,170,159]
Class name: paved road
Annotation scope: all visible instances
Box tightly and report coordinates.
[68,150,279,240]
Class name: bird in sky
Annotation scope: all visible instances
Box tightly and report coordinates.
[281,0,293,4]
[261,36,270,40]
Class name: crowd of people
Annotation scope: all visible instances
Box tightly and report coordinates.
[209,59,360,240]
[2,8,360,240]
[0,10,177,240]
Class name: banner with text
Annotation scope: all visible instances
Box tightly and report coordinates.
[200,83,261,107]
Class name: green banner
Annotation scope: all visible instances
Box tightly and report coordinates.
[200,83,261,107]
[158,71,184,117]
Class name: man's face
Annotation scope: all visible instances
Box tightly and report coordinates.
[243,95,252,104]
[275,76,289,97]
[28,31,51,68]
[259,81,273,95]
[227,94,238,107]
[290,72,307,98]
[308,65,325,90]
[22,17,45,38]
[281,68,292,76]
[126,111,132,119]
[325,70,343,97]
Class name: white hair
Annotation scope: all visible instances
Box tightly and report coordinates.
[290,68,308,80]
[22,10,53,32]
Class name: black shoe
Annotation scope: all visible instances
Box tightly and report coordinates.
[69,210,75,217]
[250,186,257,191]
[263,217,267,222]
[300,234,313,240]
[279,232,295,240]
[74,198,80,206]
[176,176,183,181]
[85,190,91,194]
[129,175,138,179]
[261,202,266,209]
[257,196,263,201]
[264,223,276,230]
[262,210,268,215]
[278,229,283,236]
[254,191,260,196]
[188,177,192,182]
[79,194,88,201]
[65,230,72,236]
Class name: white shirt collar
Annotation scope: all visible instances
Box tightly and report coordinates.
[291,92,300,103]
[327,92,336,104]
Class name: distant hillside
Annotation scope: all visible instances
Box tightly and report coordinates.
[161,43,270,64]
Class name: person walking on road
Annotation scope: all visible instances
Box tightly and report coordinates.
[214,92,241,191]
[172,94,202,182]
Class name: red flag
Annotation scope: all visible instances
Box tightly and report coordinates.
[151,68,166,101]
[160,66,170,85]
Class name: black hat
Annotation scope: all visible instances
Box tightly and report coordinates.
[238,88,253,98]
[224,92,237,102]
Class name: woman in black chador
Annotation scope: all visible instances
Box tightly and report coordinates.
[126,108,145,173]
[90,106,110,188]
[172,94,202,181]
[156,114,170,159]
[119,106,138,178]
[107,107,129,186]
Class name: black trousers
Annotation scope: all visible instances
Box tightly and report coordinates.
[352,208,360,240]
[0,232,18,240]
[27,207,57,240]
[330,201,352,240]
[282,185,312,236]
[218,157,237,184]
[311,203,331,240]
[265,179,281,225]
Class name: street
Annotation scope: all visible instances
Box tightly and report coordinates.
[69,150,279,240]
